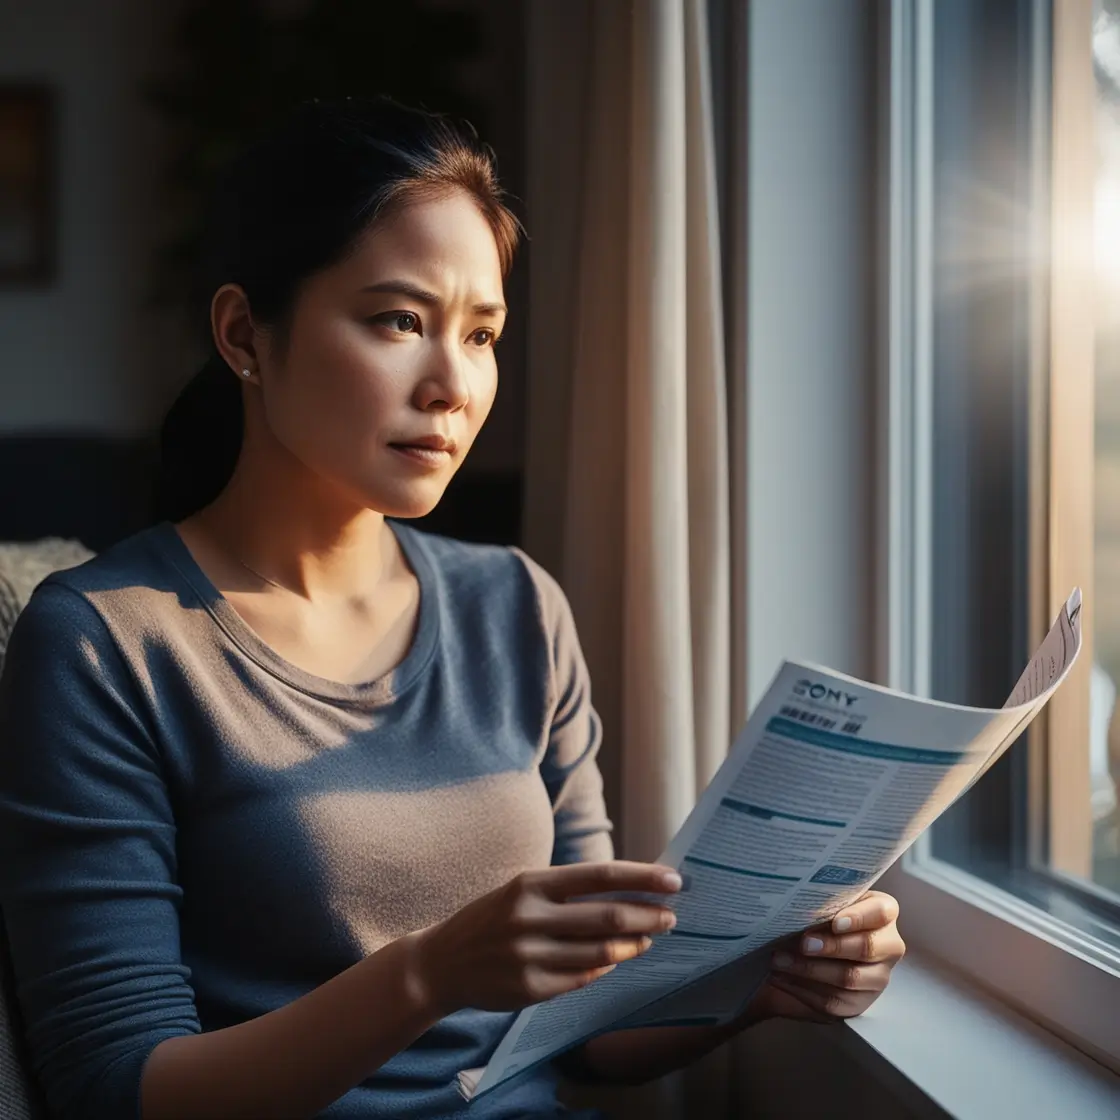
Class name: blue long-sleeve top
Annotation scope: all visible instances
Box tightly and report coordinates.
[0,521,613,1118]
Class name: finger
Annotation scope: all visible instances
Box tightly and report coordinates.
[529,861,683,901]
[540,899,678,938]
[828,891,900,936]
[519,934,655,971]
[758,979,840,1026]
[767,973,874,1020]
[523,962,618,1002]
[798,923,906,964]
[770,951,893,992]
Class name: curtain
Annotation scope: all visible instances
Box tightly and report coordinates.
[525,1,735,1115]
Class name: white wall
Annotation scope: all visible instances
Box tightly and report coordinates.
[744,0,878,707]
[0,0,189,435]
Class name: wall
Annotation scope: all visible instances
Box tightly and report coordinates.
[743,0,878,708]
[0,0,187,435]
[737,0,893,1111]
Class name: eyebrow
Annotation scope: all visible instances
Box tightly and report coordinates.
[359,280,507,317]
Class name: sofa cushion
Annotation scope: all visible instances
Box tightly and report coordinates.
[0,538,95,678]
[0,536,95,1119]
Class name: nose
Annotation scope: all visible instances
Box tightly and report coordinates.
[414,339,470,413]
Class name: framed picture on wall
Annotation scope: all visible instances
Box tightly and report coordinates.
[0,85,55,286]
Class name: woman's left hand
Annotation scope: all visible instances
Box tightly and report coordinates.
[751,890,906,1023]
[571,889,905,1086]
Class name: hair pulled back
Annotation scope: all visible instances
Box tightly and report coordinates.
[153,96,520,523]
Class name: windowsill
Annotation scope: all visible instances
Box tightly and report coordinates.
[830,949,1120,1118]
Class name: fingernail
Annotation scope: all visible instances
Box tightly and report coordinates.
[661,871,683,891]
[834,916,853,933]
[804,936,825,954]
[639,936,653,952]
[772,952,793,969]
[662,909,677,930]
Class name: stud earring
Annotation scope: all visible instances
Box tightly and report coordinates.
[240,368,252,379]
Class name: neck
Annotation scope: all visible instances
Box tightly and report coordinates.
[189,435,393,602]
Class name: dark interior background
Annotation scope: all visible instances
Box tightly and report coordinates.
[0,0,527,553]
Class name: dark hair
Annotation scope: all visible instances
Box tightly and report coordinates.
[153,96,521,524]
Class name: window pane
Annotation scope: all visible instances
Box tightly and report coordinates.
[923,0,1120,921]
[924,0,1037,877]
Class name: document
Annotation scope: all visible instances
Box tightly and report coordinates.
[458,589,1083,1102]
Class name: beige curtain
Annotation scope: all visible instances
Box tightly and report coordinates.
[525,0,734,1115]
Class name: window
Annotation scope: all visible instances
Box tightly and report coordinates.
[880,0,1120,1073]
[1091,0,1120,896]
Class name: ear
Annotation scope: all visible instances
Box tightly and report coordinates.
[212,284,264,384]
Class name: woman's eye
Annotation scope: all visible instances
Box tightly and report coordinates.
[375,311,420,334]
[470,328,499,347]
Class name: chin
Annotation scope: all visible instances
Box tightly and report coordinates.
[364,479,450,521]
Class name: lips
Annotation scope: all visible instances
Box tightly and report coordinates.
[389,435,456,453]
[388,437,456,469]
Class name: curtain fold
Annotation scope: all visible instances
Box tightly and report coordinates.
[527,1,736,1115]
[532,0,731,869]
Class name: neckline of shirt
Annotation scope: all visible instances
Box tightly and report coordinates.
[150,518,441,707]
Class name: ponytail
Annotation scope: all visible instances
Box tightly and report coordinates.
[152,354,244,523]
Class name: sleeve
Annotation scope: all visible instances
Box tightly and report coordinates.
[513,551,615,867]
[0,581,200,1120]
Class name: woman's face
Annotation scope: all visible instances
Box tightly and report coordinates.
[253,189,506,519]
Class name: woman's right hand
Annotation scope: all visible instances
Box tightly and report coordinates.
[408,861,682,1014]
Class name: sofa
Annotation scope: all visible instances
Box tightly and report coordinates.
[0,536,95,1119]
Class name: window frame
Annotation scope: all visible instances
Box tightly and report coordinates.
[876,0,1120,1074]
[1043,0,1095,880]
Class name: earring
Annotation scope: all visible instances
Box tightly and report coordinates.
[240,368,252,379]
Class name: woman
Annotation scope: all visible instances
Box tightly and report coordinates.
[0,98,904,1120]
